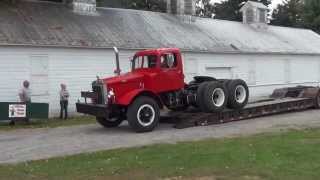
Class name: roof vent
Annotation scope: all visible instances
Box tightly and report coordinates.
[69,0,98,15]
[240,1,268,27]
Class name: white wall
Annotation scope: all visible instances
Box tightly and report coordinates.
[0,46,319,117]
[182,52,320,100]
[0,46,136,117]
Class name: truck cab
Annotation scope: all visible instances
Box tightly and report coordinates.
[105,48,185,106]
[76,48,249,132]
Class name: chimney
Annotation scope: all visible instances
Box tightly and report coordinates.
[240,1,268,28]
[68,0,98,15]
[166,0,196,16]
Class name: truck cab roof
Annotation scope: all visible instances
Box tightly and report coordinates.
[134,48,181,57]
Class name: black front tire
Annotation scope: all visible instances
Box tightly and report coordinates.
[127,96,160,133]
[96,117,124,128]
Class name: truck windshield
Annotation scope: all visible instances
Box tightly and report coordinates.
[132,55,157,70]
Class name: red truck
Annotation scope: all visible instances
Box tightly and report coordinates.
[76,48,249,132]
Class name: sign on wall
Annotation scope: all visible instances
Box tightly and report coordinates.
[8,104,26,118]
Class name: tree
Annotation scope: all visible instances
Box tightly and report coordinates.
[271,0,304,28]
[196,0,271,20]
[98,0,166,12]
[302,0,320,33]
[196,0,214,17]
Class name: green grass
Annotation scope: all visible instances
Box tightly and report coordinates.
[1,128,320,180]
[0,116,96,131]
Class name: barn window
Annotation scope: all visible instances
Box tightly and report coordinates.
[246,9,254,24]
[259,9,266,23]
[184,0,193,15]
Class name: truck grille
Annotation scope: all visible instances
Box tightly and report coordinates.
[92,81,107,104]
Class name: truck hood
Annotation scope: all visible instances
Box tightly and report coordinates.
[103,72,144,86]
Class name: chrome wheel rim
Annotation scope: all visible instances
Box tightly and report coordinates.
[235,85,246,103]
[137,104,155,127]
[211,88,225,107]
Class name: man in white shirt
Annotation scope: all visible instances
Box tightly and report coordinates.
[12,80,31,125]
[19,80,31,103]
[60,83,70,119]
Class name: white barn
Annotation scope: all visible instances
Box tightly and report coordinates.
[1,0,320,117]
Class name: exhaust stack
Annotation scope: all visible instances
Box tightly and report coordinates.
[113,47,121,76]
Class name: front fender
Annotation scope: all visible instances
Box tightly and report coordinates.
[116,89,159,106]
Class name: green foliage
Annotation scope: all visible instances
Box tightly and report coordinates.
[271,0,304,28]
[1,128,320,180]
[303,0,320,33]
[196,0,214,18]
[271,0,320,33]
[197,0,271,20]
[98,0,166,12]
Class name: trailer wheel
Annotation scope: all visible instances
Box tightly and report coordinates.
[96,117,123,128]
[201,82,228,112]
[227,79,249,109]
[127,96,160,132]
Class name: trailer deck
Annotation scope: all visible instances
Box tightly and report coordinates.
[162,96,318,129]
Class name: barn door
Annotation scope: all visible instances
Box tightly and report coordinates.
[30,55,49,102]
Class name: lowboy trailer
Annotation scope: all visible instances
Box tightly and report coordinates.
[163,86,320,129]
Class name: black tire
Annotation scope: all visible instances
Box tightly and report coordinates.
[96,117,123,128]
[201,82,228,112]
[226,79,249,109]
[127,96,160,132]
[196,82,210,111]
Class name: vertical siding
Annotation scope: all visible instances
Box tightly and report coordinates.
[0,50,30,102]
[48,48,135,117]
[183,52,320,100]
[0,46,319,117]
[0,47,136,117]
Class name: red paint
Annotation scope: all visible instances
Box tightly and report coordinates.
[103,48,185,105]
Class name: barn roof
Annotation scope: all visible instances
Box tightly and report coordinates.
[1,0,320,55]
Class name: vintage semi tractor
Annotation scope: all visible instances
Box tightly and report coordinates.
[76,48,320,132]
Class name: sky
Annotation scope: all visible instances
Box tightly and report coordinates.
[211,0,283,8]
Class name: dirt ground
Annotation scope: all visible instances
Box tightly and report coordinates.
[0,109,320,164]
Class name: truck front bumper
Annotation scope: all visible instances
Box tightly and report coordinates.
[76,103,109,117]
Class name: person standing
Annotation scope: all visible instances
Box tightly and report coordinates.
[13,80,32,125]
[60,84,69,119]
[19,80,31,103]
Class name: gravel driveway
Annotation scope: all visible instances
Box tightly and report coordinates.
[1,110,320,164]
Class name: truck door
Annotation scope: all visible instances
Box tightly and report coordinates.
[158,53,184,92]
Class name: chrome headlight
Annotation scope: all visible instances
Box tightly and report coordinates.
[106,89,115,104]
[108,89,115,98]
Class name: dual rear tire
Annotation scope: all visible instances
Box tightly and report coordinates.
[196,79,249,112]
